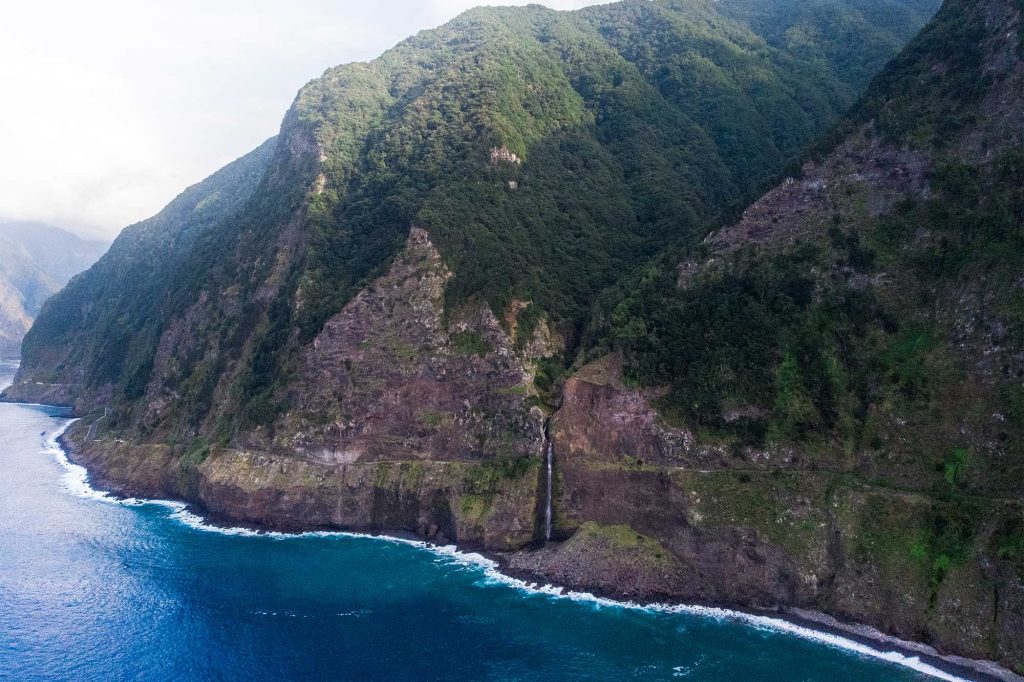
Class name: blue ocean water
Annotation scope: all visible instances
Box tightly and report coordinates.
[0,365,956,681]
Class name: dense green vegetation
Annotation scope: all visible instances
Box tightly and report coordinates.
[716,0,940,94]
[594,243,885,447]
[810,0,1016,155]
[452,331,491,357]
[589,0,1021,464]
[580,3,1024,624]
[593,125,1022,611]
[600,147,1022,452]
[297,0,931,342]
[238,0,940,426]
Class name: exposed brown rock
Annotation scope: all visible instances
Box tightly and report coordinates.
[489,146,521,165]
[266,227,545,464]
[63,419,540,551]
[703,129,929,257]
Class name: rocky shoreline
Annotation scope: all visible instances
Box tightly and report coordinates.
[53,429,1022,682]
[8,219,1023,671]
[494,550,1021,682]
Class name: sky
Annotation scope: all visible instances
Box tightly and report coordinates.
[0,0,608,240]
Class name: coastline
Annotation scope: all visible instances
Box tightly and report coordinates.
[491,558,1020,682]
[36,415,1020,682]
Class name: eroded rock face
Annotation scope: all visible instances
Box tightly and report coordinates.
[266,227,545,464]
[190,450,540,548]
[0,381,80,407]
[699,129,930,259]
[554,354,816,471]
[63,416,542,550]
[547,353,1024,668]
[504,522,693,602]
[555,355,726,469]
[550,459,819,607]
[549,357,821,608]
[58,227,553,551]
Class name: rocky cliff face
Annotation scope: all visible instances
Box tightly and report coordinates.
[64,432,542,549]
[59,228,552,549]
[544,355,1023,667]
[270,227,548,464]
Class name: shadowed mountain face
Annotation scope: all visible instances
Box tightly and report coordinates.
[14,0,1024,672]
[0,223,108,357]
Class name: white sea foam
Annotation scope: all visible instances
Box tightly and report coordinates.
[468,562,968,681]
[46,419,121,505]
[42,418,969,682]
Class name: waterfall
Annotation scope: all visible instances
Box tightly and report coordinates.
[544,438,553,541]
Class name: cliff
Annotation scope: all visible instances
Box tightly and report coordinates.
[57,228,550,549]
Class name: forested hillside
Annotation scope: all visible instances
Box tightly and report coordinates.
[555,0,1022,667]
[18,139,276,397]
[594,0,1023,467]
[9,0,937,428]
[715,0,941,91]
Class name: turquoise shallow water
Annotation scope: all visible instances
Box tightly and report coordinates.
[0,365,956,681]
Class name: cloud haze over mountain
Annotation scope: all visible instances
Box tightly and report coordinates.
[0,0,607,239]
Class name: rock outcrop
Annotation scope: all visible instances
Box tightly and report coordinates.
[272,227,545,465]
[547,356,1024,667]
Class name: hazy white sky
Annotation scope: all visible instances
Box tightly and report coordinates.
[0,0,607,240]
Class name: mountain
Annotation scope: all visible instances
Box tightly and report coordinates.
[560,0,1023,668]
[13,0,1024,671]
[0,222,108,358]
[7,0,938,417]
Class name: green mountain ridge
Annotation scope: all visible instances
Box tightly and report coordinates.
[19,138,277,393]
[572,0,1022,666]
[599,0,1024,461]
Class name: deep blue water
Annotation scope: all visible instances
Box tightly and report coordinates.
[0,365,957,681]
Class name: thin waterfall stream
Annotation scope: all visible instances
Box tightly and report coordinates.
[544,436,553,541]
